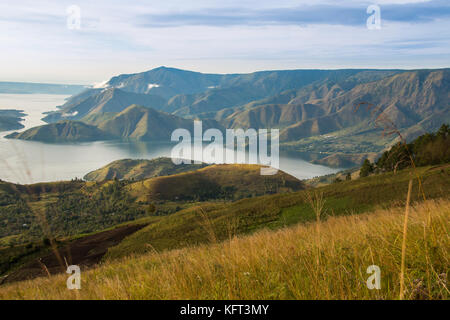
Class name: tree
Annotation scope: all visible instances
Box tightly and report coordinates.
[42,237,51,246]
[437,123,449,138]
[360,159,374,177]
[147,203,156,215]
[376,123,449,172]
[346,173,352,181]
[333,177,342,183]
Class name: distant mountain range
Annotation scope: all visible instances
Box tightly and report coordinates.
[6,67,450,167]
[0,81,86,95]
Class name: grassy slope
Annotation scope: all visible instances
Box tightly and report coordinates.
[126,164,304,202]
[1,198,447,299]
[105,164,450,260]
[0,164,448,295]
[0,164,304,259]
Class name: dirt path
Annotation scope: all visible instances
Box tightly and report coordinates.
[2,224,146,284]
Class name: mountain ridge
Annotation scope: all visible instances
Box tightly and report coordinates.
[6,66,449,167]
[7,104,224,143]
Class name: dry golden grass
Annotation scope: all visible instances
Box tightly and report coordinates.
[0,199,448,300]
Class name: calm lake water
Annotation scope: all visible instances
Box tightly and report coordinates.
[0,94,340,184]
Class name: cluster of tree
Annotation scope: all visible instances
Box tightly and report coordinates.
[0,179,148,244]
[43,180,147,237]
[0,198,33,239]
[360,124,450,177]
[360,159,375,177]
[333,172,352,183]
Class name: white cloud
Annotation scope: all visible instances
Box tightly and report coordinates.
[0,0,448,84]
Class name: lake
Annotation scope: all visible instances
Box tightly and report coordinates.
[0,94,340,184]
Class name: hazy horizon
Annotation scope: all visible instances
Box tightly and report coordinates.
[3,65,450,86]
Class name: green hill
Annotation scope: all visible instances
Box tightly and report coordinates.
[4,120,113,142]
[0,164,302,246]
[104,163,450,260]
[84,157,209,182]
[126,164,304,202]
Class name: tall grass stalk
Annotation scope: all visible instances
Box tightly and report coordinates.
[399,179,413,300]
[304,191,326,296]
[198,207,217,244]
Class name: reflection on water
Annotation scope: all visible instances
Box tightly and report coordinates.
[0,94,340,184]
[0,139,171,183]
[0,139,339,184]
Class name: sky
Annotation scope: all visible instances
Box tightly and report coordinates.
[0,0,449,84]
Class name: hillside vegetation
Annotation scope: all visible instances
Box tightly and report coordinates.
[103,164,450,259]
[84,157,209,182]
[376,123,450,172]
[0,163,448,290]
[1,198,447,299]
[126,164,304,202]
[0,164,303,246]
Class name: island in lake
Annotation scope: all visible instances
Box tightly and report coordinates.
[0,109,26,132]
